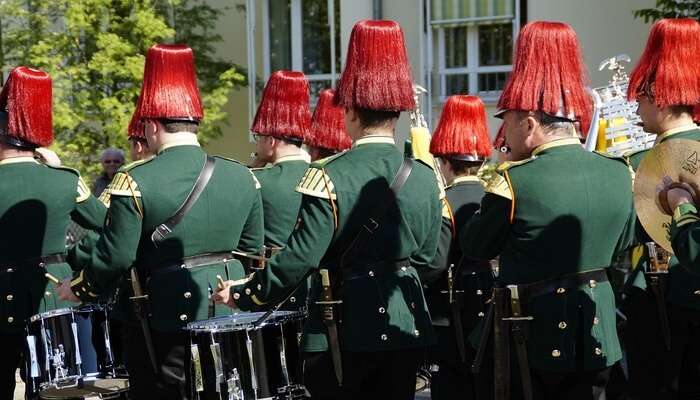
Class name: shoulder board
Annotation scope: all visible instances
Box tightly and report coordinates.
[45,165,91,203]
[120,156,153,172]
[311,152,346,168]
[296,166,336,199]
[105,172,141,198]
[483,170,513,200]
[496,157,534,173]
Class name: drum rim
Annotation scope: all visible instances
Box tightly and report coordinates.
[29,304,106,323]
[185,310,307,332]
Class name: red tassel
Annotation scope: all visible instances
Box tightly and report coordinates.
[309,89,351,152]
[128,106,145,139]
[136,44,204,122]
[251,70,311,141]
[0,67,53,147]
[628,18,700,108]
[335,20,415,111]
[498,21,592,136]
[430,95,492,159]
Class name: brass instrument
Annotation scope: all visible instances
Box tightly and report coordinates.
[407,84,447,190]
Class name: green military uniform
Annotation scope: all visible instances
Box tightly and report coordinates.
[0,157,106,332]
[70,141,264,330]
[421,175,493,400]
[624,125,700,397]
[461,138,636,374]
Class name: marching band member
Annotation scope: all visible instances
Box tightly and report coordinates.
[307,89,352,161]
[460,21,636,399]
[214,20,442,400]
[422,95,493,400]
[626,18,700,399]
[0,67,106,399]
[56,44,264,399]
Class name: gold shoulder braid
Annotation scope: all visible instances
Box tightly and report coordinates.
[76,177,91,203]
[100,171,144,217]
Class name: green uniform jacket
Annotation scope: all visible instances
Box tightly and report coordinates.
[70,142,264,332]
[627,126,700,309]
[461,138,636,372]
[232,136,442,352]
[0,157,106,334]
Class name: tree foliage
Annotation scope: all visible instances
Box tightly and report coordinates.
[0,0,246,179]
[634,0,700,23]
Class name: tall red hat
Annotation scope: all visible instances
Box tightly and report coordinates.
[497,21,592,135]
[430,95,492,160]
[251,70,311,141]
[309,89,351,152]
[335,20,415,111]
[135,44,203,122]
[0,67,53,147]
[627,18,700,108]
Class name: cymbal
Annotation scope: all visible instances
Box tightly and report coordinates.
[634,139,700,253]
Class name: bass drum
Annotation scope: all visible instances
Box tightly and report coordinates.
[187,311,307,400]
[25,304,117,396]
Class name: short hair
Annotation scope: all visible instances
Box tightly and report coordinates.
[100,148,125,161]
[531,111,576,137]
[354,108,400,129]
[160,119,200,134]
[448,159,482,176]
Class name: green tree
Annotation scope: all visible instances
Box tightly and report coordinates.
[634,0,700,23]
[0,0,246,179]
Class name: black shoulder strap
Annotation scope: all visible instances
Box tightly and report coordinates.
[339,157,413,269]
[151,155,216,246]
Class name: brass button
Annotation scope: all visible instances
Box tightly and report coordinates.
[290,296,296,303]
[7,317,13,323]
[368,271,375,277]
[593,317,600,325]
[45,291,51,296]
[180,264,187,269]
[589,280,597,288]
[183,292,192,299]
[694,290,700,296]
[6,295,13,301]
[551,349,561,357]
[594,347,603,356]
[410,302,416,309]
[245,288,251,295]
[401,266,407,272]
[6,268,13,273]
[179,314,188,321]
[233,292,241,300]
[414,329,420,337]
[257,284,262,291]
[476,289,483,295]
[558,321,567,329]
[38,262,45,268]
[380,334,388,341]
[378,307,386,314]
[556,287,566,294]
[478,312,485,317]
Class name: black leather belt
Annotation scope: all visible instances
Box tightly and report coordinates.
[150,251,238,275]
[0,254,67,273]
[341,259,412,281]
[516,269,608,301]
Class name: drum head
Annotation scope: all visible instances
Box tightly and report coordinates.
[29,308,75,323]
[186,310,306,332]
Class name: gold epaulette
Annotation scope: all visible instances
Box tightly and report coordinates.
[76,177,91,203]
[483,170,513,200]
[100,172,143,215]
[496,157,534,173]
[296,167,336,199]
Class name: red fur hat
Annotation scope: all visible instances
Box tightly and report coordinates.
[497,21,592,135]
[135,44,204,122]
[627,18,700,108]
[251,70,311,141]
[0,67,53,147]
[309,89,351,152]
[335,20,415,111]
[430,95,492,160]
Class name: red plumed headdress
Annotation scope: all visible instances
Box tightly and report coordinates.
[627,18,700,107]
[309,89,351,152]
[0,67,53,147]
[335,20,415,111]
[251,70,311,141]
[497,21,592,135]
[430,95,492,160]
[135,44,203,122]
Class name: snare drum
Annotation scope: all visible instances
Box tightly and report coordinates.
[187,311,307,400]
[25,304,116,396]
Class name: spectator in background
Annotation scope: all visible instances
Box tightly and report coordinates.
[92,148,124,196]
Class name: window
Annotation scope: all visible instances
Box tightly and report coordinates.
[263,0,341,103]
[428,0,520,120]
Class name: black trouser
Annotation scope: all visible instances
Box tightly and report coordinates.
[123,324,190,400]
[303,349,422,400]
[429,326,480,400]
[0,333,23,400]
[625,288,700,400]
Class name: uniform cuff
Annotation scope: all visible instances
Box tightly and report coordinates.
[230,273,266,311]
[70,270,99,301]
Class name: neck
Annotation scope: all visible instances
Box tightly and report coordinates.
[0,144,34,161]
[156,131,200,153]
[658,113,696,134]
[356,127,394,140]
[272,142,303,162]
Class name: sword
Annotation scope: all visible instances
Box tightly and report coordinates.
[505,285,533,400]
[444,264,467,362]
[129,267,159,375]
[317,269,343,386]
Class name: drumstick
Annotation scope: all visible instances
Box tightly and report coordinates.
[216,275,226,290]
[44,273,60,285]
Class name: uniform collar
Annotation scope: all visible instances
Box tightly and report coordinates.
[158,133,201,154]
[531,137,582,157]
[353,135,395,148]
[655,123,700,144]
[0,156,39,166]
[273,154,308,165]
[451,175,481,185]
